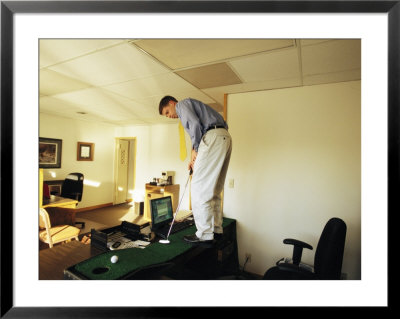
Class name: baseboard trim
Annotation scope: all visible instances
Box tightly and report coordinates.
[75,202,113,213]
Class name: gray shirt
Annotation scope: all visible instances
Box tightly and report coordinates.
[176,98,228,152]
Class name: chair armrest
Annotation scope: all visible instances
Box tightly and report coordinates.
[283,238,313,250]
[282,238,313,265]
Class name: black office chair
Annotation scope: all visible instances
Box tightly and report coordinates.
[61,173,84,201]
[61,173,85,228]
[263,217,347,280]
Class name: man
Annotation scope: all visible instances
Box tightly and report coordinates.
[159,96,232,247]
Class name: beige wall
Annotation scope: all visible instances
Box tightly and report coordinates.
[224,81,361,279]
[39,113,116,208]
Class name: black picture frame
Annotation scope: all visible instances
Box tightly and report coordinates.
[39,137,62,168]
[1,0,397,317]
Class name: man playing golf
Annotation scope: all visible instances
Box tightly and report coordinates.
[159,96,232,247]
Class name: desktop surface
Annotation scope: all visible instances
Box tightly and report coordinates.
[42,195,78,208]
[64,218,237,280]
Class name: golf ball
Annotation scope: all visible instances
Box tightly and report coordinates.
[111,255,118,263]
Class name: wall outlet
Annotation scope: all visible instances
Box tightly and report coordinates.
[245,253,251,263]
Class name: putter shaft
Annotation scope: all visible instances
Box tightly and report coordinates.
[164,169,192,240]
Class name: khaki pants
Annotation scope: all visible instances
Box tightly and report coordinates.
[191,128,232,240]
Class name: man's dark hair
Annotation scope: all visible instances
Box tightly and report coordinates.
[159,96,177,115]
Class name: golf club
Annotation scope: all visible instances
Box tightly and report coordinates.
[159,168,193,244]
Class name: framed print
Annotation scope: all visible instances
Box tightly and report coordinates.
[48,184,61,196]
[77,142,94,161]
[39,137,62,168]
[2,0,398,317]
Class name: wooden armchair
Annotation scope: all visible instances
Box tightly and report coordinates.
[39,208,80,248]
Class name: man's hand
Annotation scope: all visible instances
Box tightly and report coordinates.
[188,149,197,172]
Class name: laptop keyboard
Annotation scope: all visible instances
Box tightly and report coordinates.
[157,219,194,239]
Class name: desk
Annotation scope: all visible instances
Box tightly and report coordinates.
[40,196,79,229]
[39,169,77,208]
[42,195,78,208]
[63,218,239,280]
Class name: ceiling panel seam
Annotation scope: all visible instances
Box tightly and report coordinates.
[40,40,129,69]
[296,39,304,86]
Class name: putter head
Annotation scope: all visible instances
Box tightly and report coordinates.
[159,239,170,244]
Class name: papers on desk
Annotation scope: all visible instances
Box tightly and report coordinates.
[107,236,150,250]
[133,240,151,247]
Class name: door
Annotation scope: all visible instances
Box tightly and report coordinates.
[115,139,129,204]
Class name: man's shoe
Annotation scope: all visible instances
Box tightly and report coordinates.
[183,234,214,248]
[214,233,223,240]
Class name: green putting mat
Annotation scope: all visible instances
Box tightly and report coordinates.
[72,218,235,280]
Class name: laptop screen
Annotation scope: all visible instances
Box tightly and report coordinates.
[150,196,173,229]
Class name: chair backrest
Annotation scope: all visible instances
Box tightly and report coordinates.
[61,173,84,201]
[314,217,347,279]
[39,208,51,231]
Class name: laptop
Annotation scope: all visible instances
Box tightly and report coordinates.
[150,196,193,238]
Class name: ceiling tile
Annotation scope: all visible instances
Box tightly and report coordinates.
[40,39,125,68]
[49,87,150,120]
[52,87,128,107]
[113,119,150,126]
[104,72,198,101]
[90,108,136,121]
[48,42,170,86]
[123,101,156,117]
[176,62,242,89]
[134,39,294,69]
[230,47,300,83]
[40,69,91,96]
[39,38,361,126]
[40,96,82,113]
[74,113,119,124]
[303,69,361,86]
[301,39,361,76]
[40,96,103,123]
[144,117,179,125]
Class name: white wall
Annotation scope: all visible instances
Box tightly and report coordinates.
[224,81,361,279]
[39,113,116,208]
[115,123,193,210]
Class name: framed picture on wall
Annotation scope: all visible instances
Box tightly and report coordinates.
[39,137,62,168]
[77,141,94,161]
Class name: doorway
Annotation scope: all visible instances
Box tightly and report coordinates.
[114,137,136,205]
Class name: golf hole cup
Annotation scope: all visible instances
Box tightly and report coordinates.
[111,255,118,263]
